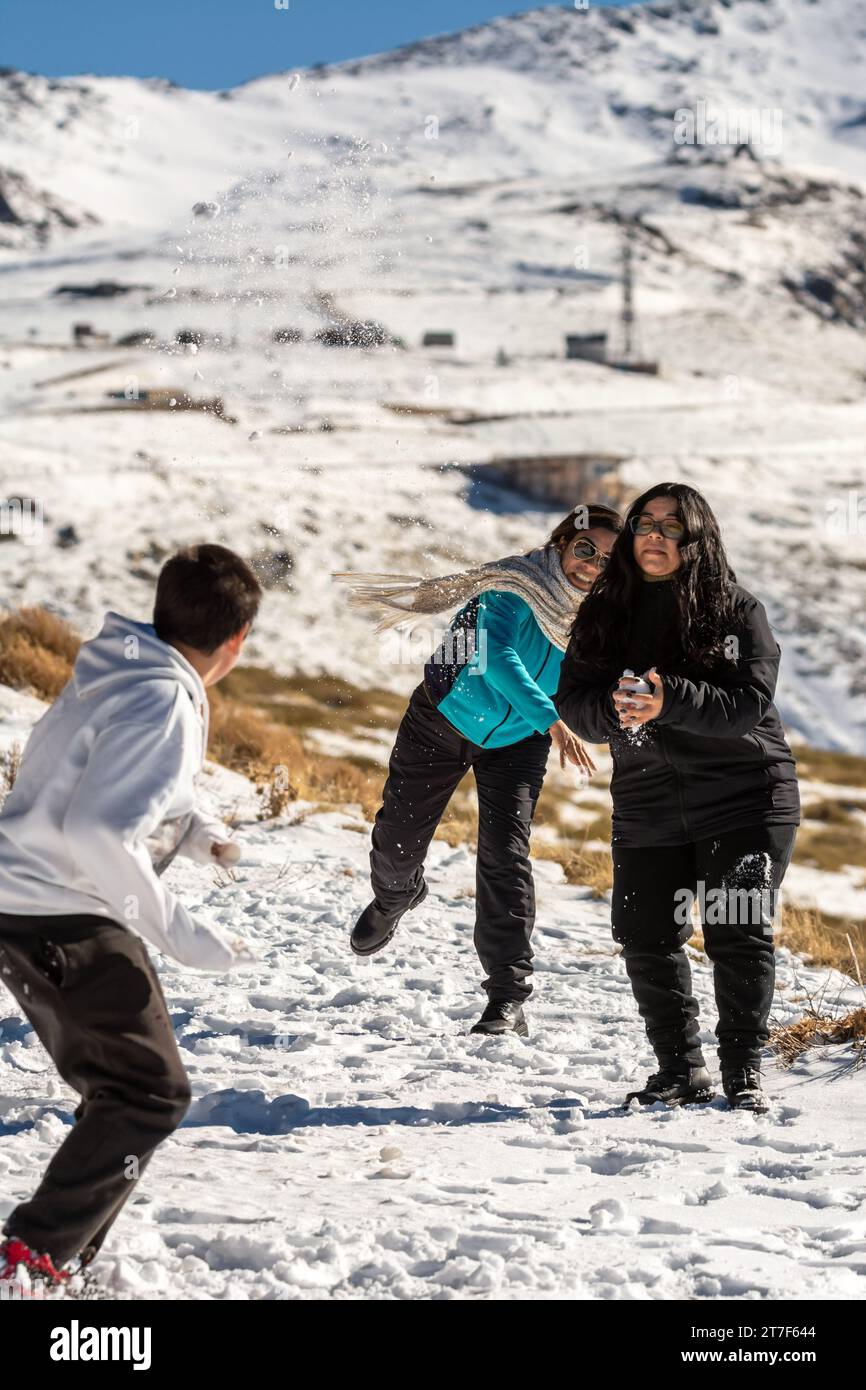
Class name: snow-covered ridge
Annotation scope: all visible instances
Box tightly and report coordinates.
[284,0,858,93]
[3,0,866,220]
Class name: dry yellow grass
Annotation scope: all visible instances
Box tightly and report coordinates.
[770,908,866,1064]
[0,607,389,821]
[770,1007,866,1067]
[207,689,385,819]
[796,799,866,874]
[532,838,613,898]
[791,741,866,787]
[0,606,81,700]
[0,740,23,799]
[776,903,866,979]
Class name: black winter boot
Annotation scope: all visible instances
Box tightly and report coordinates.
[722,1066,768,1113]
[470,999,528,1038]
[624,1063,715,1107]
[350,880,428,957]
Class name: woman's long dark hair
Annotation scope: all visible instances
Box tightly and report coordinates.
[569,482,737,673]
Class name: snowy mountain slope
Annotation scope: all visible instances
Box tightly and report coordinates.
[5,0,866,228]
[330,0,866,174]
[0,686,864,1301]
[0,0,865,751]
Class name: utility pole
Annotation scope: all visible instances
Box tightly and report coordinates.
[621,229,635,363]
[610,225,658,375]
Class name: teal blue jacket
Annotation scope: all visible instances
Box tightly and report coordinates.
[422,590,562,748]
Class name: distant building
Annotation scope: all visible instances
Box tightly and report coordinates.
[55,281,148,298]
[422,331,455,348]
[565,333,608,363]
[115,329,156,347]
[72,323,109,345]
[461,452,628,510]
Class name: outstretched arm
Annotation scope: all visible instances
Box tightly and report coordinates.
[176,808,241,865]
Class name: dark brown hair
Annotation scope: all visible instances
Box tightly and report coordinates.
[546,502,623,550]
[568,482,737,673]
[153,543,262,653]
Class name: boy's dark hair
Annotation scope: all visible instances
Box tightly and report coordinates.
[153,544,263,653]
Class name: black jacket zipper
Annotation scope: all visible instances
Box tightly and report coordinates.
[656,724,689,840]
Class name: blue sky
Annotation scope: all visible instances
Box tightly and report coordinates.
[1,0,637,89]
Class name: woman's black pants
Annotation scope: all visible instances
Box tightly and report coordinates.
[611,824,797,1070]
[369,682,551,1001]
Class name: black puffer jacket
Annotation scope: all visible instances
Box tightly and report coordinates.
[554,577,801,848]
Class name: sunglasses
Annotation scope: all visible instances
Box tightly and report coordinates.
[571,538,609,568]
[628,512,686,541]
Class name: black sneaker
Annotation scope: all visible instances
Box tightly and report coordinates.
[722,1067,768,1113]
[350,880,428,957]
[624,1064,715,1108]
[470,999,529,1038]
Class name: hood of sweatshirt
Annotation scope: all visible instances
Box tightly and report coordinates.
[73,611,208,741]
[0,610,235,969]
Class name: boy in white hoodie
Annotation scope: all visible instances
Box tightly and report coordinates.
[0,543,262,1284]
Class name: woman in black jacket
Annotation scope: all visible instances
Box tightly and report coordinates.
[555,483,800,1113]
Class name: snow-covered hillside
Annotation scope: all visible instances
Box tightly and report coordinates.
[0,685,863,1301]
[0,0,865,754]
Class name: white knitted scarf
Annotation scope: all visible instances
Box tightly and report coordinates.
[333,544,583,652]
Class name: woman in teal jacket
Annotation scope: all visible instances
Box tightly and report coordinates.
[335,503,622,1037]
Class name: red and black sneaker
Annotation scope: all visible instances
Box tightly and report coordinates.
[0,1236,70,1289]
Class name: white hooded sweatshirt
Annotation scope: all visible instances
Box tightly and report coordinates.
[0,612,241,971]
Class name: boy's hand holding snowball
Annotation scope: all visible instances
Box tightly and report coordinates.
[197,838,261,967]
[210,839,241,865]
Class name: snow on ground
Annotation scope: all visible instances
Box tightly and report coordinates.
[783,863,866,924]
[0,690,863,1302]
